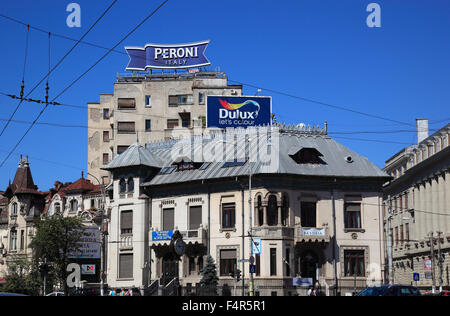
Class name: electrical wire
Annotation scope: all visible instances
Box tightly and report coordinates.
[228,79,416,127]
[0,0,119,139]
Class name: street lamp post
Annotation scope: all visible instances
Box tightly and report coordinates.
[87,172,107,297]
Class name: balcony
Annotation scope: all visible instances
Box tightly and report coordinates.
[150,226,207,246]
[119,233,133,250]
[252,226,294,240]
[295,226,330,243]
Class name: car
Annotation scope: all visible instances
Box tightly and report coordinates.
[46,291,65,297]
[438,291,450,296]
[0,292,28,296]
[357,284,421,296]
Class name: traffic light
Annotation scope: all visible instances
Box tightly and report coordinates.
[236,269,241,282]
[39,262,51,277]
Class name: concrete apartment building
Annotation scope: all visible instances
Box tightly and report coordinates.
[383,120,450,292]
[103,124,390,296]
[87,71,242,186]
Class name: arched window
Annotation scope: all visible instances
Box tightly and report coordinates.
[257,195,264,227]
[128,177,134,192]
[70,200,78,213]
[119,178,126,193]
[267,195,278,226]
[12,203,18,216]
[55,203,61,214]
[281,195,288,226]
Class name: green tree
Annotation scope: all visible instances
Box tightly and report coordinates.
[1,256,42,296]
[30,215,84,296]
[199,255,219,296]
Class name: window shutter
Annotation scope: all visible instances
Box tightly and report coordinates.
[118,98,136,109]
[220,249,236,260]
[119,254,133,279]
[163,208,174,231]
[121,211,133,231]
[189,206,202,230]
[117,122,135,133]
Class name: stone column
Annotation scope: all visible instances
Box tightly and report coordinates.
[418,183,426,240]
[277,204,282,227]
[445,170,450,233]
[263,205,268,226]
[431,176,439,233]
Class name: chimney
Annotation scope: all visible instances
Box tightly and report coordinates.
[416,118,429,144]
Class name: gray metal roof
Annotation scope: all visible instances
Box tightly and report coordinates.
[103,142,163,170]
[105,125,389,187]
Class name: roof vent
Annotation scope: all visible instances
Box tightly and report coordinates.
[345,156,354,163]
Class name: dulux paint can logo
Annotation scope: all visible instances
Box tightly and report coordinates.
[125,40,211,71]
[207,96,272,128]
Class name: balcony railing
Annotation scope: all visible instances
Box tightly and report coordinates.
[150,227,207,245]
[295,226,330,243]
[120,234,133,250]
[252,226,294,240]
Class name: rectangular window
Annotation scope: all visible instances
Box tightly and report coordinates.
[20,230,24,250]
[222,203,236,229]
[344,250,365,277]
[10,231,17,251]
[103,153,109,165]
[189,206,202,230]
[145,95,152,107]
[189,257,196,275]
[103,108,110,119]
[117,145,129,155]
[255,254,260,276]
[344,203,362,229]
[167,119,179,129]
[145,119,151,132]
[220,249,236,276]
[199,92,205,105]
[395,226,399,246]
[120,211,133,235]
[117,122,135,134]
[270,248,277,276]
[300,202,316,227]
[163,208,174,231]
[119,254,133,279]
[405,223,410,242]
[118,98,136,110]
[169,95,179,107]
[168,95,194,106]
[400,225,404,245]
[103,131,110,142]
[285,248,290,277]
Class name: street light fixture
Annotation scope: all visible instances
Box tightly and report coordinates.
[86,172,107,297]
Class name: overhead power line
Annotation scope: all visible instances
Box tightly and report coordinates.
[228,79,416,127]
[0,0,169,169]
[0,0,119,139]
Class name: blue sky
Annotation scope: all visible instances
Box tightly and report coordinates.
[0,0,449,191]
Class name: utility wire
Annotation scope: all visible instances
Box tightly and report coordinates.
[0,0,169,169]
[0,0,119,139]
[0,12,128,58]
[228,79,415,127]
[0,116,431,146]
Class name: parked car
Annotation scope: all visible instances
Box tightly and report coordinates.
[357,284,421,296]
[46,291,65,297]
[0,292,28,296]
[438,291,450,296]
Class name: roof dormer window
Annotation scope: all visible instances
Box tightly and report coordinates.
[289,148,324,164]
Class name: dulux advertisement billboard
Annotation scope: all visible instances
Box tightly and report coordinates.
[206,96,272,129]
[125,40,211,71]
